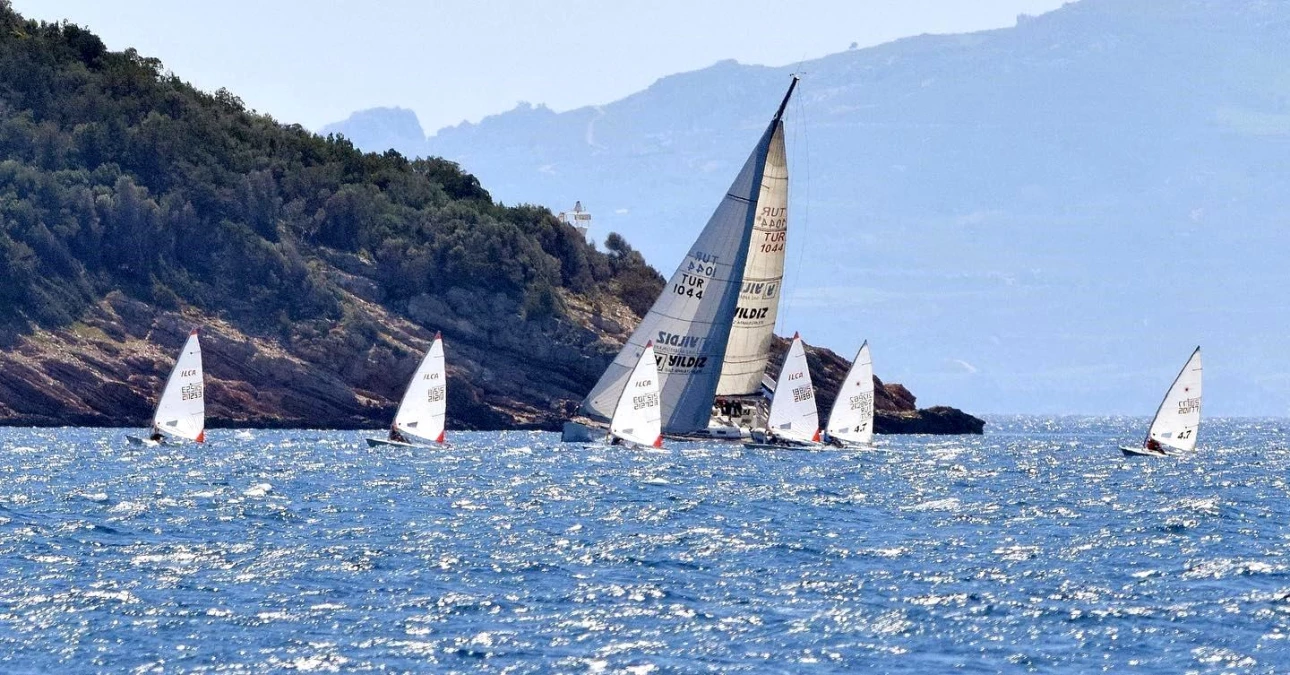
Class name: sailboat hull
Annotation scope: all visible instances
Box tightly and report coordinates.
[743,440,824,451]
[561,420,601,443]
[124,435,160,447]
[1120,444,1169,457]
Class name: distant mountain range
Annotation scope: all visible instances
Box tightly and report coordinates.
[325,0,1290,416]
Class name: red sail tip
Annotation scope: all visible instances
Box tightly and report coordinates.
[792,331,800,340]
[644,340,653,348]
[812,429,821,443]
[434,331,442,340]
[190,328,199,336]
[652,435,663,448]
[436,430,446,444]
[195,430,206,443]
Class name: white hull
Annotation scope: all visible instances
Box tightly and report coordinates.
[1120,444,1169,458]
[124,435,160,447]
[561,420,602,443]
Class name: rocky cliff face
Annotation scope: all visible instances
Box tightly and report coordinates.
[0,288,981,434]
[767,337,985,435]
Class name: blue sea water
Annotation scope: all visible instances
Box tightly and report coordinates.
[1,417,1288,673]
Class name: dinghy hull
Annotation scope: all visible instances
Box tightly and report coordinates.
[124,435,160,447]
[1120,444,1168,457]
[366,437,417,448]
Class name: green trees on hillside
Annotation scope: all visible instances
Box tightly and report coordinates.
[0,2,662,330]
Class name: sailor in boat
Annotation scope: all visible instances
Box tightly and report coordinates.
[389,425,411,445]
[149,429,164,444]
[1145,437,1166,455]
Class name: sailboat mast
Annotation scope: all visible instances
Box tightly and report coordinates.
[773,76,799,123]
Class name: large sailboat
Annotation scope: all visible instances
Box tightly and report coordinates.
[126,330,205,446]
[1120,346,1202,457]
[823,341,875,447]
[368,332,447,448]
[563,78,799,442]
[745,333,822,449]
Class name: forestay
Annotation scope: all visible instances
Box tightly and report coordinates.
[715,121,788,396]
[1146,346,1202,452]
[826,341,874,445]
[153,330,205,442]
[766,333,820,442]
[393,333,447,444]
[610,341,663,447]
[578,93,793,435]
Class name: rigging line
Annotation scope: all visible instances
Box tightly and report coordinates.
[785,72,811,341]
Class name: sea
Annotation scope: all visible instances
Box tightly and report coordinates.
[1,416,1288,673]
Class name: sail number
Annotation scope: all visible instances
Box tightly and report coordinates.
[673,273,705,300]
[181,383,203,401]
[426,385,446,403]
[1176,429,1192,440]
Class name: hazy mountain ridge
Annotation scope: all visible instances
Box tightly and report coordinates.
[328,0,1290,416]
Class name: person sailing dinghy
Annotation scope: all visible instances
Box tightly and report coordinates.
[562,78,799,442]
[607,341,663,448]
[368,332,447,448]
[823,341,875,448]
[1120,346,1202,457]
[126,330,205,446]
[744,333,822,449]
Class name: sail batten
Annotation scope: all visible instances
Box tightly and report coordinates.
[825,341,875,445]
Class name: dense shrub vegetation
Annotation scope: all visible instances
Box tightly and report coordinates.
[0,2,662,330]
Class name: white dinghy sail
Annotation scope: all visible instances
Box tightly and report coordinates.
[129,330,205,445]
[609,341,663,448]
[825,341,875,446]
[1121,346,1202,457]
[750,332,821,447]
[570,79,799,438]
[369,332,447,447]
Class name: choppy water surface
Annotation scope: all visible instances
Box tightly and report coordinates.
[1,417,1289,673]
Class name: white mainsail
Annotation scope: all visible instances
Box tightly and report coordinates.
[715,121,788,396]
[152,330,205,442]
[609,341,663,447]
[1145,346,1202,452]
[392,332,447,444]
[766,333,820,443]
[579,79,798,436]
[825,341,875,445]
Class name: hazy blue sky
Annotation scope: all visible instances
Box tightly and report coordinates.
[17,0,1067,133]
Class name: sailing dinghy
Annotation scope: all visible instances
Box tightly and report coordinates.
[823,341,875,448]
[126,330,205,446]
[368,333,447,448]
[744,333,822,449]
[1120,346,1202,457]
[606,341,663,448]
[563,78,799,443]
